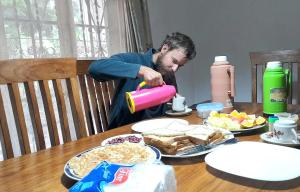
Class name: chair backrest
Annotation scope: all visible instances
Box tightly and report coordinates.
[0,58,116,160]
[250,49,300,104]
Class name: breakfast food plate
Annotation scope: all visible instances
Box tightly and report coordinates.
[142,123,235,158]
[162,129,234,158]
[223,123,265,134]
[131,118,189,133]
[101,134,144,146]
[165,107,192,116]
[205,110,266,134]
[64,142,161,180]
[260,131,300,147]
[204,120,266,134]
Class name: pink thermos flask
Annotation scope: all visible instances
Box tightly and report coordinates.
[211,56,235,113]
[126,81,176,113]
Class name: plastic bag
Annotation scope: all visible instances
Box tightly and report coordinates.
[69,160,176,192]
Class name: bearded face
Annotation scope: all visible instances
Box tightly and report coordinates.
[155,52,169,75]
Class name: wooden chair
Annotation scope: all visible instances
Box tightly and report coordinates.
[250,49,300,104]
[0,58,116,160]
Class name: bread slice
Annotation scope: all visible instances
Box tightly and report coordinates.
[166,121,195,132]
[143,135,177,155]
[185,125,217,145]
[143,135,193,155]
[208,131,224,144]
[143,128,184,137]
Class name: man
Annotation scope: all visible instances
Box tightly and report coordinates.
[89,32,196,129]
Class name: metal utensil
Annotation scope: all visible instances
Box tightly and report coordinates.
[176,137,239,156]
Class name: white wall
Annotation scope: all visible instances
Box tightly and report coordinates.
[147,0,300,105]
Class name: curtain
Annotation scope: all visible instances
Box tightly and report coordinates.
[106,0,152,54]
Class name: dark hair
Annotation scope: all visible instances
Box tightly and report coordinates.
[158,32,196,60]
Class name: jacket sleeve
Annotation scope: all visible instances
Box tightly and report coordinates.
[88,54,142,81]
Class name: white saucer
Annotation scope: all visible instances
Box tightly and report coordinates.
[260,132,300,147]
[165,107,192,116]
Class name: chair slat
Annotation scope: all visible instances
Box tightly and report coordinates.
[0,90,14,159]
[287,63,293,104]
[298,64,300,104]
[8,83,31,154]
[106,80,115,105]
[66,78,87,139]
[24,82,46,150]
[78,75,93,135]
[39,80,60,146]
[251,65,257,103]
[86,76,102,133]
[101,82,111,122]
[94,80,109,131]
[53,79,71,143]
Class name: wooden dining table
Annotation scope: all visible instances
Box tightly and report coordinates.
[0,102,299,192]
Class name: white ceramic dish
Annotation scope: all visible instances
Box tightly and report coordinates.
[205,141,300,181]
[260,131,300,147]
[131,118,189,133]
[64,145,161,181]
[162,128,234,158]
[165,107,192,116]
[101,134,144,146]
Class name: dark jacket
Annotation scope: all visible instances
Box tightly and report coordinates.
[88,49,177,129]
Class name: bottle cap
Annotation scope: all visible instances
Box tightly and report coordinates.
[268,116,279,123]
[214,56,228,62]
[266,61,282,69]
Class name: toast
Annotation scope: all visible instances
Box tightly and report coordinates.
[143,124,226,155]
[143,135,191,155]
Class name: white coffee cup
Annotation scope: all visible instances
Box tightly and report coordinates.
[172,95,186,112]
[273,119,298,143]
[275,112,299,123]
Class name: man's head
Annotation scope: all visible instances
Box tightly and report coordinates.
[156,32,196,73]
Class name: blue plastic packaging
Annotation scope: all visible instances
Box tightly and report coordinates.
[196,102,224,118]
[69,161,133,192]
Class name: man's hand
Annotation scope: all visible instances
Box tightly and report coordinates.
[138,66,163,87]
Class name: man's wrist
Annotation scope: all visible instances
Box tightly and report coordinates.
[137,65,146,78]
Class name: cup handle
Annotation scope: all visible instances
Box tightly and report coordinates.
[291,129,299,142]
[229,66,235,97]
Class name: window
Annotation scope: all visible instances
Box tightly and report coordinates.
[0,0,108,59]
[0,0,110,160]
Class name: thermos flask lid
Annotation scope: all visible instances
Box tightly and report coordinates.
[267,61,282,69]
[214,56,229,64]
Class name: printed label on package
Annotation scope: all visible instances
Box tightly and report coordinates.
[69,161,133,192]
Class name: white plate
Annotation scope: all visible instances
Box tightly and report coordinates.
[205,141,300,181]
[260,132,300,147]
[162,127,234,158]
[204,120,266,134]
[131,118,189,133]
[101,134,144,146]
[64,145,161,181]
[165,107,192,116]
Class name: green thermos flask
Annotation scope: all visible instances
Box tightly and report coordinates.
[263,61,291,115]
